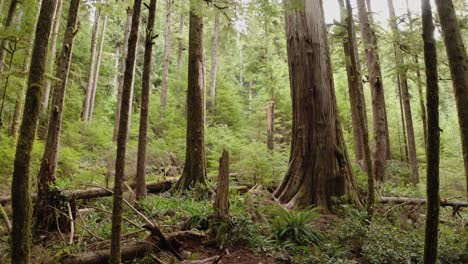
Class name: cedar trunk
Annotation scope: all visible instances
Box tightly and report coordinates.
[274,0,360,210]
[388,0,419,185]
[435,0,468,202]
[173,4,207,192]
[35,0,80,233]
[110,0,142,262]
[356,0,387,182]
[208,13,220,115]
[135,0,157,200]
[160,0,172,111]
[82,8,100,121]
[421,0,440,262]
[214,150,229,220]
[11,0,56,262]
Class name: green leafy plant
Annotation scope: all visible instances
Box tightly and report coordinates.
[270,207,323,247]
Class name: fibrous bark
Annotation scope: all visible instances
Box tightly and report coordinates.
[34,0,80,233]
[160,0,172,111]
[356,0,387,182]
[435,0,468,202]
[274,0,359,210]
[214,150,229,220]
[208,12,220,115]
[11,0,56,262]
[387,0,419,185]
[110,0,142,262]
[135,0,157,200]
[421,0,440,262]
[173,2,207,192]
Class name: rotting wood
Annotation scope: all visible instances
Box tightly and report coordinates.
[380,197,467,208]
[214,149,230,220]
[0,181,173,205]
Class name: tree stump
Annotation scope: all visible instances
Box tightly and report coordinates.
[214,149,229,220]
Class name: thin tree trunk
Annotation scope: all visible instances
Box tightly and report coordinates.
[9,1,41,137]
[274,0,360,210]
[387,0,419,185]
[339,0,374,218]
[356,0,387,182]
[365,0,392,160]
[41,0,63,117]
[11,1,56,262]
[421,0,440,262]
[407,0,428,150]
[248,80,253,112]
[435,0,468,202]
[88,12,108,121]
[113,9,132,142]
[34,0,80,232]
[81,8,100,121]
[160,0,172,111]
[397,76,409,162]
[266,102,274,151]
[173,2,207,192]
[110,0,142,262]
[135,0,157,200]
[177,14,184,77]
[239,43,243,87]
[208,12,220,115]
[0,0,18,80]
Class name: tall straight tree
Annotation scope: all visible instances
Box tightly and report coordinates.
[0,0,18,80]
[435,0,468,201]
[387,0,419,185]
[177,14,185,76]
[35,0,80,232]
[173,0,207,192]
[337,0,367,163]
[274,0,360,210]
[421,0,440,262]
[160,0,172,111]
[208,12,220,115]
[110,0,142,262]
[135,0,157,200]
[41,0,63,117]
[356,0,387,182]
[81,7,100,121]
[11,0,56,262]
[339,0,374,218]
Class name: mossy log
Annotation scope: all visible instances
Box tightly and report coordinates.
[380,196,467,208]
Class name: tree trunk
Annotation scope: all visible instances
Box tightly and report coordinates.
[208,12,220,115]
[356,0,387,182]
[177,14,184,77]
[248,80,253,112]
[11,0,56,262]
[34,0,80,233]
[421,0,440,262]
[160,0,172,111]
[266,101,274,151]
[337,0,367,162]
[41,0,63,117]
[397,77,409,162]
[339,0,374,218]
[214,150,229,220]
[9,1,41,137]
[88,12,108,121]
[387,0,419,185]
[435,0,468,202]
[113,9,133,141]
[365,0,392,160]
[407,0,428,150]
[135,0,157,201]
[110,0,142,262]
[274,0,360,210]
[0,0,18,80]
[81,8,100,121]
[173,2,207,192]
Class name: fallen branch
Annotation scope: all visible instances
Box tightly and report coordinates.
[0,180,173,205]
[380,196,467,208]
[61,231,205,264]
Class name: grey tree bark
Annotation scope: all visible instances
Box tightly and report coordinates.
[208,12,220,115]
[160,0,172,111]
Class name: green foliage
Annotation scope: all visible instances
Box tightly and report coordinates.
[270,207,323,247]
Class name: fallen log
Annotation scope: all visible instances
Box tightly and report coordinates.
[0,180,173,205]
[61,231,205,264]
[380,196,467,208]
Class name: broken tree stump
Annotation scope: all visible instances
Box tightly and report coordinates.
[214,149,230,220]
